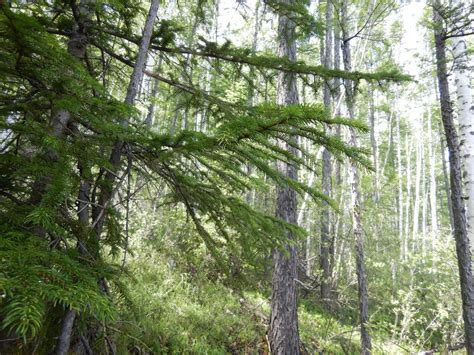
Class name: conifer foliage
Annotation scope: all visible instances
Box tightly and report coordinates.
[0,0,409,353]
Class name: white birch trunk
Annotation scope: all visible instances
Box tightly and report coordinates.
[453,28,474,265]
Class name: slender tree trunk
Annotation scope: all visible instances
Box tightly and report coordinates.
[320,0,333,303]
[368,86,380,251]
[421,139,427,255]
[440,122,455,231]
[299,167,317,276]
[433,4,474,352]
[405,134,413,259]
[269,0,300,352]
[245,0,263,204]
[368,85,379,202]
[321,147,332,299]
[93,0,159,238]
[297,161,319,276]
[341,1,372,352]
[144,55,163,128]
[58,1,156,352]
[332,15,343,291]
[413,124,422,248]
[55,309,77,355]
[247,0,261,109]
[379,111,393,180]
[169,12,200,135]
[397,114,404,259]
[427,109,438,239]
[452,17,474,266]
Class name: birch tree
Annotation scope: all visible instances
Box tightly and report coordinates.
[433,2,474,351]
[452,1,474,266]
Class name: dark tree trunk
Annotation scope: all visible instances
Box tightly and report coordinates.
[433,4,474,353]
[341,1,372,353]
[439,121,455,230]
[269,0,300,352]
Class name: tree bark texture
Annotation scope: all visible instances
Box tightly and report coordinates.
[269,0,300,352]
[452,14,474,266]
[433,4,474,352]
[55,309,77,355]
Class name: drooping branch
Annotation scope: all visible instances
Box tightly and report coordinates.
[94,27,410,82]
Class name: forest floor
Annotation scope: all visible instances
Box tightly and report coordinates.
[113,245,460,354]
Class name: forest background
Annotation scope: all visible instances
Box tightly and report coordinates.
[0,0,473,353]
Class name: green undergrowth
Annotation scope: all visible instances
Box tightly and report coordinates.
[115,245,417,354]
[115,250,265,354]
